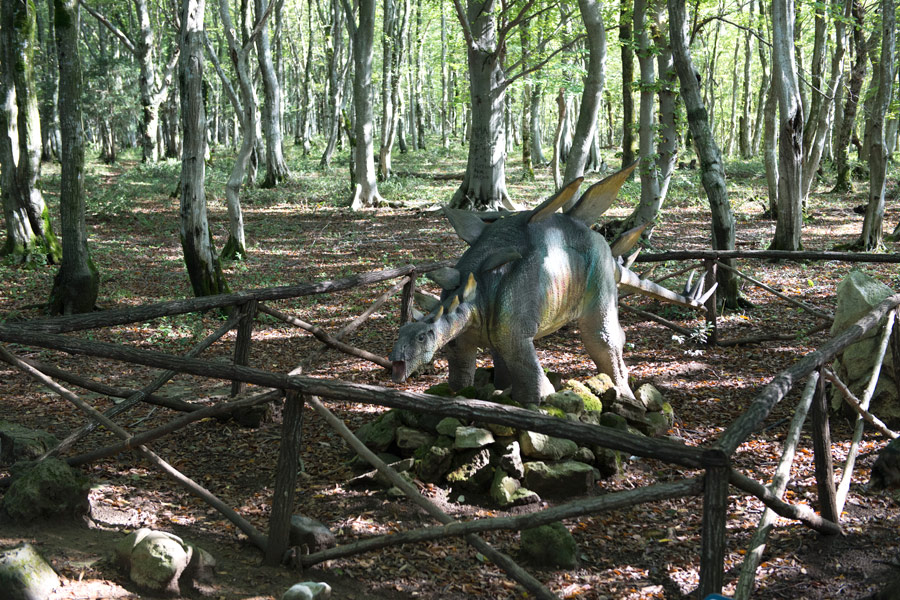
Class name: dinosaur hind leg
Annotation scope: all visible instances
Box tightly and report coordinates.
[578,308,635,400]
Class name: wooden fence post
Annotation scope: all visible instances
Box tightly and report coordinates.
[265,391,306,565]
[704,259,718,345]
[400,271,417,324]
[232,300,258,396]
[699,464,728,598]
[811,366,839,524]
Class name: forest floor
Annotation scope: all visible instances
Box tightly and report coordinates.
[2,143,900,599]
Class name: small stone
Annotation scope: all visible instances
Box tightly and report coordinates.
[436,417,464,437]
[599,412,629,431]
[544,390,585,415]
[454,426,495,449]
[489,469,521,506]
[573,447,595,464]
[635,384,664,412]
[565,379,603,412]
[519,431,578,461]
[446,448,493,491]
[415,444,454,483]
[584,374,619,403]
[424,382,455,397]
[395,426,436,451]
[117,529,189,593]
[646,412,671,437]
[289,516,336,552]
[282,581,333,600]
[494,440,525,479]
[523,460,595,498]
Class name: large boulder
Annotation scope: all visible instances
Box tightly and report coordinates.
[1,458,89,521]
[0,543,60,600]
[831,271,899,423]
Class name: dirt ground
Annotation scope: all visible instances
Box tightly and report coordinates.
[3,158,900,599]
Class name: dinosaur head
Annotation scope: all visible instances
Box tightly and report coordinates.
[389,317,441,383]
[389,272,479,384]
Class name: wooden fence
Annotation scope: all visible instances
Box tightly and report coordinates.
[1,252,899,598]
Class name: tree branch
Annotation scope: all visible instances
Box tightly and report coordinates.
[78,0,137,54]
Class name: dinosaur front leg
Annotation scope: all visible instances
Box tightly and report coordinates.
[578,309,636,400]
[445,336,478,391]
[493,337,556,405]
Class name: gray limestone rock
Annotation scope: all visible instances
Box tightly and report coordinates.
[0,543,60,600]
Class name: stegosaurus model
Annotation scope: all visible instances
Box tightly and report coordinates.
[390,163,714,405]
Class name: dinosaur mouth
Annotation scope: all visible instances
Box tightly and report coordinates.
[391,361,407,383]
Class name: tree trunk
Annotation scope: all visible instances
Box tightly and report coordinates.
[655,20,677,202]
[668,0,739,308]
[297,3,314,153]
[49,0,98,314]
[832,0,867,193]
[738,2,753,159]
[39,0,61,161]
[378,0,409,180]
[320,0,346,168]
[414,0,425,150]
[440,3,450,150]
[621,0,661,233]
[725,38,740,156]
[552,89,566,189]
[448,0,513,211]
[801,0,849,202]
[860,0,895,248]
[770,0,804,251]
[751,0,769,155]
[763,78,779,217]
[519,16,534,180]
[178,0,228,298]
[620,0,635,169]
[135,0,161,163]
[345,0,384,210]
[255,0,291,188]
[563,0,607,198]
[0,0,62,265]
[530,81,546,164]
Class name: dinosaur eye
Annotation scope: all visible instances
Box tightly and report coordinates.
[417,333,426,343]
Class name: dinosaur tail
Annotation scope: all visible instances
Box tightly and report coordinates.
[615,263,716,309]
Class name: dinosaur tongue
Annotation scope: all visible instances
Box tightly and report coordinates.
[391,361,407,383]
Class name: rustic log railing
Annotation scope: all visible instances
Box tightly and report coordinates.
[1,257,899,598]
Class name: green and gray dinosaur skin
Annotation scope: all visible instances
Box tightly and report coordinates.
[389,163,714,406]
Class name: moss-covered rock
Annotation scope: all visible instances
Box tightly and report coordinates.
[424,382,455,397]
[354,410,401,453]
[1,457,89,521]
[545,390,585,415]
[0,543,60,600]
[0,422,58,466]
[565,380,603,412]
[520,522,577,569]
[446,448,493,491]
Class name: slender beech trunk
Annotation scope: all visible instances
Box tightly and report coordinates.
[320,0,346,168]
[832,0,868,193]
[1,0,61,264]
[178,0,227,298]
[440,3,450,150]
[668,0,739,308]
[860,0,895,247]
[622,0,661,233]
[725,39,740,156]
[655,19,677,201]
[751,0,769,155]
[520,16,534,179]
[770,0,804,251]
[620,0,635,169]
[563,0,607,201]
[801,0,849,202]
[297,3,314,153]
[343,0,383,209]
[255,0,291,187]
[738,0,753,158]
[39,0,61,161]
[49,0,99,314]
[552,89,565,189]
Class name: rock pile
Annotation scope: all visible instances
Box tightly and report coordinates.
[354,369,676,506]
